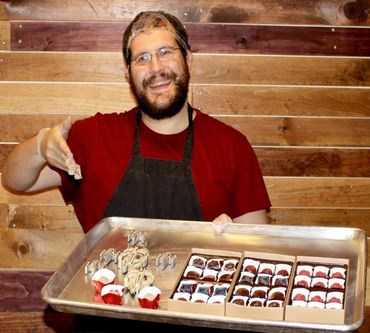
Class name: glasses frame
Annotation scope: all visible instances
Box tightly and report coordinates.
[131,46,181,66]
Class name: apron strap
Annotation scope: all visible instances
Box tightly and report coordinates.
[182,104,194,166]
[132,111,141,156]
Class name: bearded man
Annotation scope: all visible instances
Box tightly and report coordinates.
[2,11,271,233]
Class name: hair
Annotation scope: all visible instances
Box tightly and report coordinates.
[122,11,191,65]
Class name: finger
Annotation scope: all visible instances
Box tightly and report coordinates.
[74,164,82,180]
[213,213,232,224]
[65,155,75,169]
[65,155,82,179]
[212,213,232,234]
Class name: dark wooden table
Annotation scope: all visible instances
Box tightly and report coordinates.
[1,309,369,333]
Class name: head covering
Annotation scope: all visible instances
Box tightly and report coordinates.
[122,11,191,65]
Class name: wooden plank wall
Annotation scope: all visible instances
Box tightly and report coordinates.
[0,0,370,331]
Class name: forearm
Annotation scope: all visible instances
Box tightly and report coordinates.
[212,210,268,233]
[2,135,46,191]
[234,209,268,224]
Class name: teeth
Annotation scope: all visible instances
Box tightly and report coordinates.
[150,80,171,88]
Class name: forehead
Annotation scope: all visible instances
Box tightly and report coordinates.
[130,29,178,54]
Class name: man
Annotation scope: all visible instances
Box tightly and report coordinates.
[2,11,271,233]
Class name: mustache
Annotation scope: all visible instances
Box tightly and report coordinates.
[143,70,177,89]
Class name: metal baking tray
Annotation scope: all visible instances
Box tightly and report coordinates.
[41,217,367,332]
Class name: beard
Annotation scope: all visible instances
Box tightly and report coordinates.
[129,62,190,120]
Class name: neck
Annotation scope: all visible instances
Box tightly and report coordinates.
[141,103,192,134]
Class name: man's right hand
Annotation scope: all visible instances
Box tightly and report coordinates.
[38,117,82,179]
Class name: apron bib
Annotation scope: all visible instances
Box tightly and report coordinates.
[103,105,203,221]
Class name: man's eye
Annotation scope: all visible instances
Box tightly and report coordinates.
[135,54,150,64]
[158,48,172,58]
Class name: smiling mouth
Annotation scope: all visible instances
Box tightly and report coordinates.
[149,79,172,89]
[146,79,174,94]
[144,71,176,92]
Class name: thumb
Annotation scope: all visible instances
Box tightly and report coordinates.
[60,116,72,139]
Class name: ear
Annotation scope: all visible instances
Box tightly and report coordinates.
[185,49,192,70]
[124,66,130,82]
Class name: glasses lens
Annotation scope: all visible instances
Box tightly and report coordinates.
[133,53,151,66]
[157,48,176,61]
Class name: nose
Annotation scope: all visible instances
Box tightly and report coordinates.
[148,54,164,72]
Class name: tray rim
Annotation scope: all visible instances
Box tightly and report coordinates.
[41,217,367,332]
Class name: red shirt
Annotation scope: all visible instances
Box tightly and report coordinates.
[59,108,271,232]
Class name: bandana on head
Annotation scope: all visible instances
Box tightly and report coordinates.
[123,11,190,65]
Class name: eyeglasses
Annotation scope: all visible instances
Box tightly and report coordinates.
[131,47,180,66]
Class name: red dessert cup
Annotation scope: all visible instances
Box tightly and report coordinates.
[91,268,116,293]
[138,286,161,309]
[101,284,124,305]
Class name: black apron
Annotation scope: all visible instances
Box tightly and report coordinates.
[103,105,203,221]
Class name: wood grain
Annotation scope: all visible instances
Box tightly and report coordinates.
[1,53,370,86]
[10,21,370,56]
[0,82,135,115]
[0,115,84,142]
[2,144,370,178]
[4,204,370,234]
[187,24,370,56]
[0,178,8,204]
[11,21,126,52]
[1,82,369,117]
[2,201,370,233]
[0,204,7,227]
[7,204,82,232]
[1,114,370,147]
[265,177,370,207]
[220,117,370,147]
[4,185,65,205]
[255,147,370,177]
[268,208,370,233]
[191,55,370,86]
[1,0,369,25]
[0,21,9,51]
[0,144,13,172]
[2,177,370,208]
[0,52,124,82]
[192,85,370,117]
[0,227,83,269]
